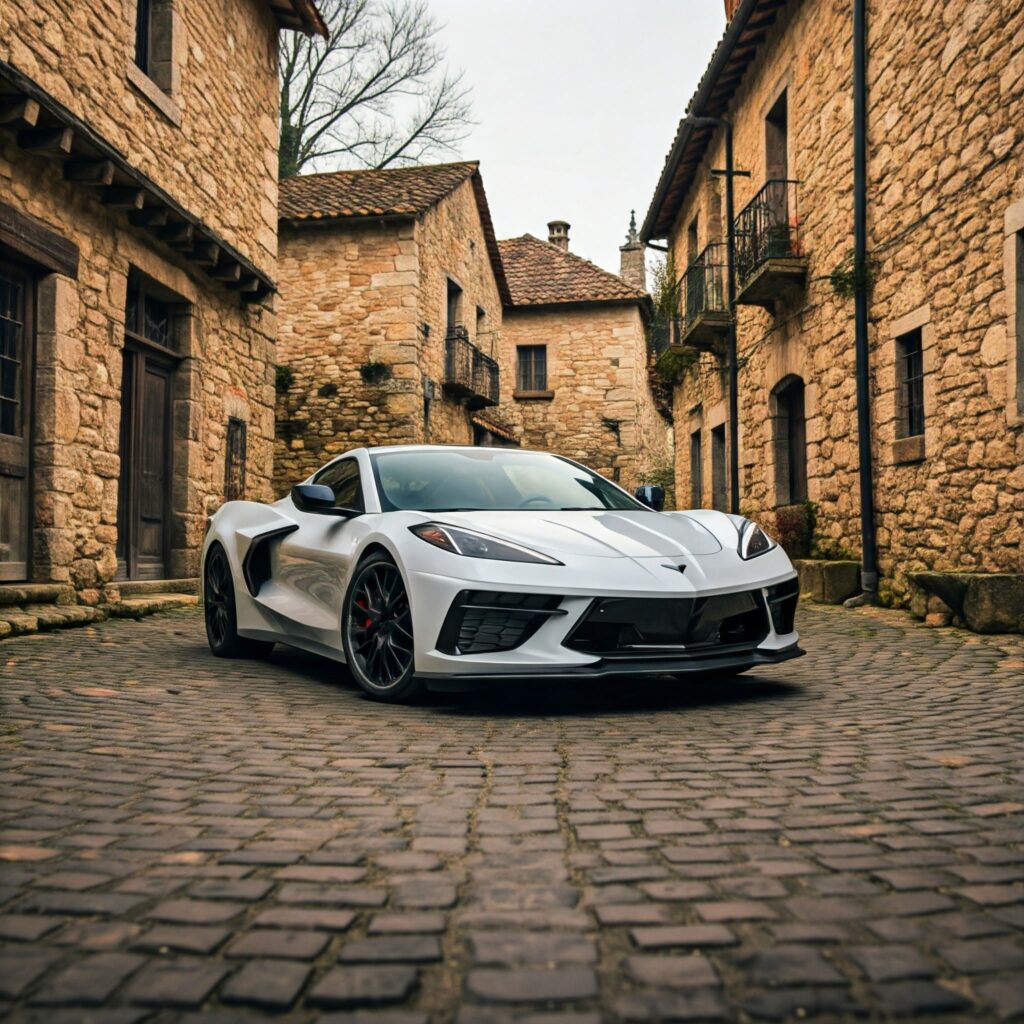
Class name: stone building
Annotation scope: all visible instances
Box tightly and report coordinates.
[273,161,511,492]
[642,0,1023,625]
[496,219,670,490]
[0,0,324,615]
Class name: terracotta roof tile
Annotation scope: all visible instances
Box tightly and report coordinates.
[497,235,646,307]
[279,162,480,221]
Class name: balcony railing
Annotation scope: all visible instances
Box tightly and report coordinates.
[444,326,499,409]
[647,316,682,357]
[734,178,803,288]
[682,242,729,330]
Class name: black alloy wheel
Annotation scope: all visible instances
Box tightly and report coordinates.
[343,553,422,702]
[204,543,274,659]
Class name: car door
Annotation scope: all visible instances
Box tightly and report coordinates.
[272,458,367,647]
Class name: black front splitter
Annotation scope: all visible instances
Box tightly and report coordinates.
[421,644,805,691]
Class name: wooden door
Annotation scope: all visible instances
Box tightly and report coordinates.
[0,260,32,581]
[118,346,172,579]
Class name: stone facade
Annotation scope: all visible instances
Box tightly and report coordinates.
[273,165,508,492]
[496,228,672,493]
[0,0,321,598]
[643,0,1024,610]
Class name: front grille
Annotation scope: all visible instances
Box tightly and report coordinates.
[563,591,769,659]
[437,591,563,655]
[765,576,799,635]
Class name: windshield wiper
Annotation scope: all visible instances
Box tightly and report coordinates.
[419,507,479,512]
[556,506,603,511]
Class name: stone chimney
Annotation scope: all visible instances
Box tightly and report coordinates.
[619,210,646,292]
[547,220,570,251]
[724,0,741,19]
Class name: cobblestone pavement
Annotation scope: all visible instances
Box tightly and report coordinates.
[1,605,1022,1024]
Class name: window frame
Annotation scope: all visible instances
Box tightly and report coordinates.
[895,327,925,441]
[224,417,247,503]
[516,345,548,394]
[689,428,702,508]
[312,457,365,512]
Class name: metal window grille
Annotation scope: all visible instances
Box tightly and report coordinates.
[897,329,925,438]
[224,418,247,501]
[517,346,546,392]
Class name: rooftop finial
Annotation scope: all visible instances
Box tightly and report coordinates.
[625,209,638,244]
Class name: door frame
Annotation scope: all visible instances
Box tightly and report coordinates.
[0,256,35,582]
[117,332,178,580]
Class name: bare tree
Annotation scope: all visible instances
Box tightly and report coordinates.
[279,0,473,178]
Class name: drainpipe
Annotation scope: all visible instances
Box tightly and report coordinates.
[689,116,741,515]
[852,0,878,601]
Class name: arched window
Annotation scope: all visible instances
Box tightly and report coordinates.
[771,375,807,506]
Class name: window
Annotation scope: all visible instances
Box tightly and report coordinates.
[896,327,925,438]
[476,306,487,344]
[689,428,702,508]
[1016,229,1023,411]
[772,376,807,506]
[125,274,174,350]
[313,458,364,511]
[134,0,153,73]
[224,418,247,502]
[711,424,727,511]
[517,346,547,392]
[446,279,463,336]
[765,89,789,182]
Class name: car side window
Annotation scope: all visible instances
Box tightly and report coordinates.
[312,459,364,511]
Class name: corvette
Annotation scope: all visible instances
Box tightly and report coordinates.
[202,445,803,702]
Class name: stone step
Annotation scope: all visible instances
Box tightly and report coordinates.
[108,593,200,620]
[0,603,105,639]
[116,578,200,597]
[0,583,76,607]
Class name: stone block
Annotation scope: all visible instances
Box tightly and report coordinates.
[907,572,1024,633]
[792,560,861,604]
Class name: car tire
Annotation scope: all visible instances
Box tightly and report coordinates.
[204,542,275,659]
[342,551,424,703]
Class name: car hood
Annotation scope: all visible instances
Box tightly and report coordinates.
[421,510,723,559]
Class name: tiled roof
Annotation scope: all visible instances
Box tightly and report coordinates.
[279,162,481,221]
[641,0,787,240]
[497,235,646,308]
[280,161,511,306]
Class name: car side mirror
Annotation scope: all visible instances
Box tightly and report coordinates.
[291,484,361,518]
[634,485,665,512]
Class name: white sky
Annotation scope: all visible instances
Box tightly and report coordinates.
[428,0,728,275]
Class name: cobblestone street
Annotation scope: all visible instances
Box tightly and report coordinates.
[1,605,1022,1023]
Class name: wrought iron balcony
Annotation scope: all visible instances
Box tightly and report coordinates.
[681,242,730,350]
[733,178,807,308]
[443,326,499,409]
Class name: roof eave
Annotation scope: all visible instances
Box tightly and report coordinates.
[640,0,776,242]
[269,0,329,37]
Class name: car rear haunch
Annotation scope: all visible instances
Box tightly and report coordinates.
[563,590,772,659]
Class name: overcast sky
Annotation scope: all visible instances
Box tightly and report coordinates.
[428,0,727,276]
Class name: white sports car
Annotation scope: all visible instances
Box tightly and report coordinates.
[202,445,803,702]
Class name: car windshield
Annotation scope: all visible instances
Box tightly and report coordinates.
[369,449,644,512]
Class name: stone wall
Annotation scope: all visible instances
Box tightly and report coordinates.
[663,0,1023,603]
[274,178,506,491]
[416,179,504,446]
[1,0,281,274]
[1,133,276,597]
[498,304,670,491]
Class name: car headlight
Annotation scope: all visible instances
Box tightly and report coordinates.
[738,520,776,559]
[409,523,563,565]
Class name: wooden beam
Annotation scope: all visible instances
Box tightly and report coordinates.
[191,240,220,266]
[158,222,194,248]
[101,187,145,210]
[129,206,169,228]
[17,126,73,155]
[210,261,241,283]
[64,159,116,185]
[0,97,40,128]
[228,274,260,293]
